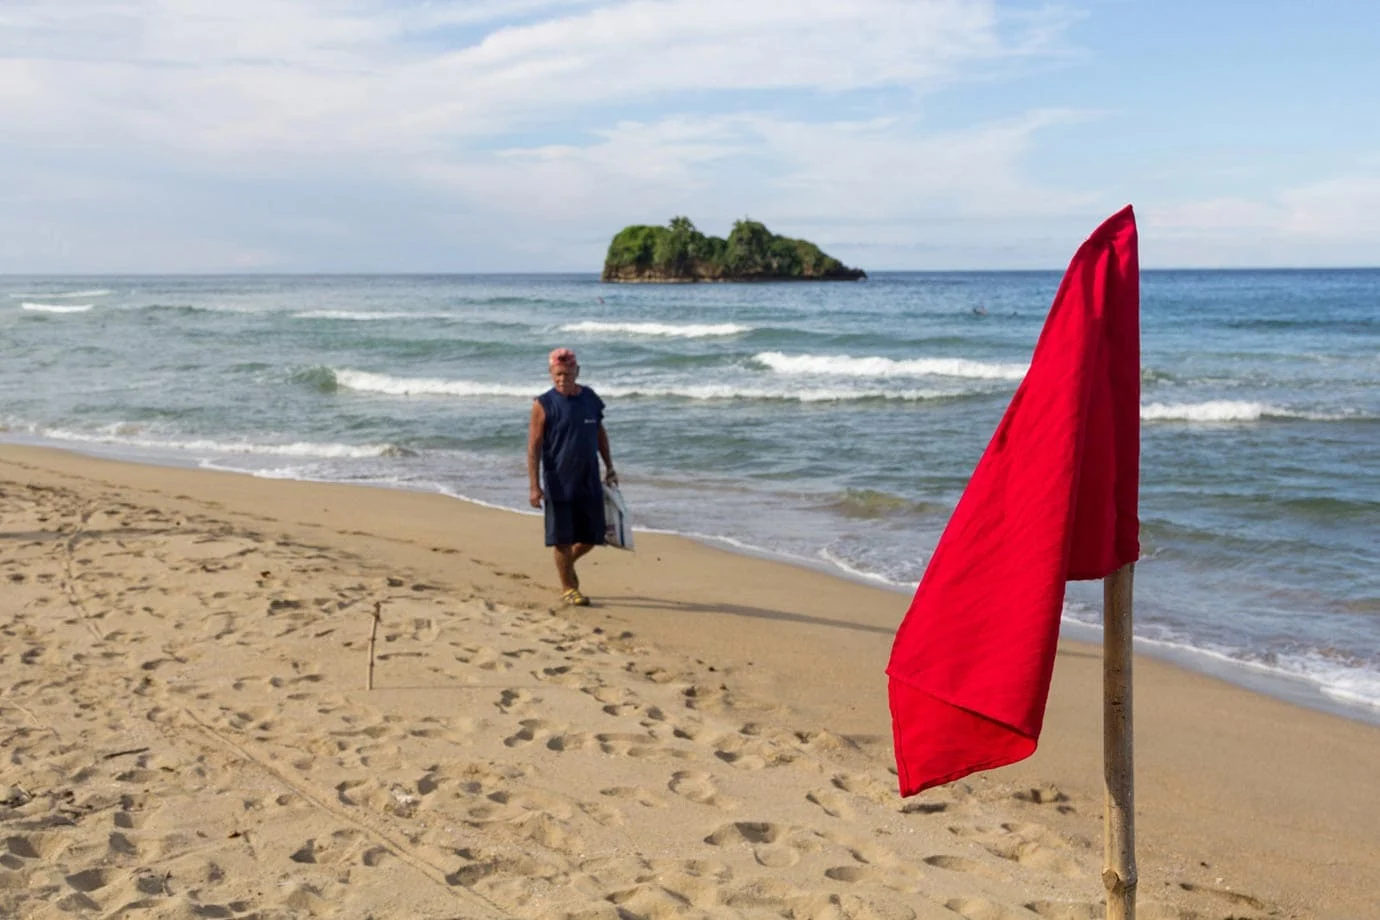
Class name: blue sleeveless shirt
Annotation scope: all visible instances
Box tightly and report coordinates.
[538,386,605,501]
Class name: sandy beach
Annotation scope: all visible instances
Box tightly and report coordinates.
[2,443,1377,919]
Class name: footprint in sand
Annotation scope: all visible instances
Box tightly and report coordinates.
[361,845,392,867]
[474,794,584,855]
[406,616,440,642]
[703,821,777,847]
[501,718,591,753]
[710,731,795,770]
[815,829,911,877]
[107,831,141,858]
[947,822,1085,878]
[456,644,515,672]
[829,772,895,807]
[577,798,627,828]
[682,682,734,713]
[64,867,116,895]
[414,766,451,796]
[668,770,735,809]
[4,831,69,867]
[290,828,367,865]
[595,731,664,758]
[495,688,537,714]
[114,793,157,830]
[900,800,948,815]
[599,786,667,809]
[546,729,593,752]
[333,777,414,817]
[922,854,1005,881]
[1014,783,1075,814]
[805,788,856,819]
[704,821,813,870]
[821,862,919,895]
[502,718,547,748]
[1177,882,1268,911]
[533,664,587,688]
[945,897,1032,920]
[1024,900,1102,919]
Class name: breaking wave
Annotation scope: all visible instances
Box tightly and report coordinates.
[754,351,1027,380]
[561,321,751,338]
[31,425,411,459]
[334,370,536,398]
[9,289,109,299]
[21,302,93,313]
[1140,401,1359,422]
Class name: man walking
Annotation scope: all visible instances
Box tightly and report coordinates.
[528,347,617,606]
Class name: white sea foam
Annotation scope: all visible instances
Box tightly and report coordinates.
[38,425,402,459]
[331,369,949,403]
[21,302,93,313]
[648,529,916,593]
[600,383,951,403]
[816,547,913,588]
[9,288,109,299]
[335,369,536,398]
[1321,675,1380,711]
[755,351,1028,380]
[1146,634,1380,711]
[1140,400,1329,422]
[1055,607,1380,713]
[562,320,751,338]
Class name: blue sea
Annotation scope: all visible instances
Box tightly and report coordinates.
[3,271,1377,724]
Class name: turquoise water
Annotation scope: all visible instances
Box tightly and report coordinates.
[3,271,1377,721]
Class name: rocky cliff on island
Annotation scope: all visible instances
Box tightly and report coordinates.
[601,217,866,283]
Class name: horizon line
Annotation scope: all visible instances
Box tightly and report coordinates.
[4,265,1379,278]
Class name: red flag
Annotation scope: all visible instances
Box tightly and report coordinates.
[887,206,1140,796]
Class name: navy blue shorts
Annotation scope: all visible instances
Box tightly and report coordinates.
[545,494,606,547]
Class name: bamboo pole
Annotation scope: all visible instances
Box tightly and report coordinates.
[1102,563,1137,920]
[366,601,382,690]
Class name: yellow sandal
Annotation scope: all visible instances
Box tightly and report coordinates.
[561,588,590,607]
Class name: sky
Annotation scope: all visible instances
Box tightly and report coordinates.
[2,0,1377,273]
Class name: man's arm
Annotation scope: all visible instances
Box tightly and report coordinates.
[528,400,545,507]
[598,424,617,485]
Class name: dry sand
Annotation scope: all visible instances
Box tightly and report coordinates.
[2,444,1377,919]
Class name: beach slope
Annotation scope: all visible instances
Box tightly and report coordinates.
[2,444,1376,919]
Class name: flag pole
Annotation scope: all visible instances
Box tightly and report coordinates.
[1102,563,1137,919]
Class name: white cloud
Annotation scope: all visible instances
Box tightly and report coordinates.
[455,0,1003,93]
[411,107,1106,270]
[1140,174,1380,266]
[1280,176,1380,239]
[1,0,1373,270]
[1,0,1026,159]
[5,0,1080,269]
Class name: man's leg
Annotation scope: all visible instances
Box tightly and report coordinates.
[550,496,602,604]
[550,542,592,590]
[568,489,604,579]
[553,544,577,591]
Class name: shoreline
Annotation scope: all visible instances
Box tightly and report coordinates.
[3,442,1379,917]
[9,433,1379,732]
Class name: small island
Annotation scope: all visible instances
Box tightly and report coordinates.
[601,217,866,283]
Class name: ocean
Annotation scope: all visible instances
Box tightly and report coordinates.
[3,270,1377,724]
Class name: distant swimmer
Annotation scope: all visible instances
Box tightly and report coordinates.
[597,297,605,304]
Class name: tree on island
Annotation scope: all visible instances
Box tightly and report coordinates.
[602,217,866,282]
